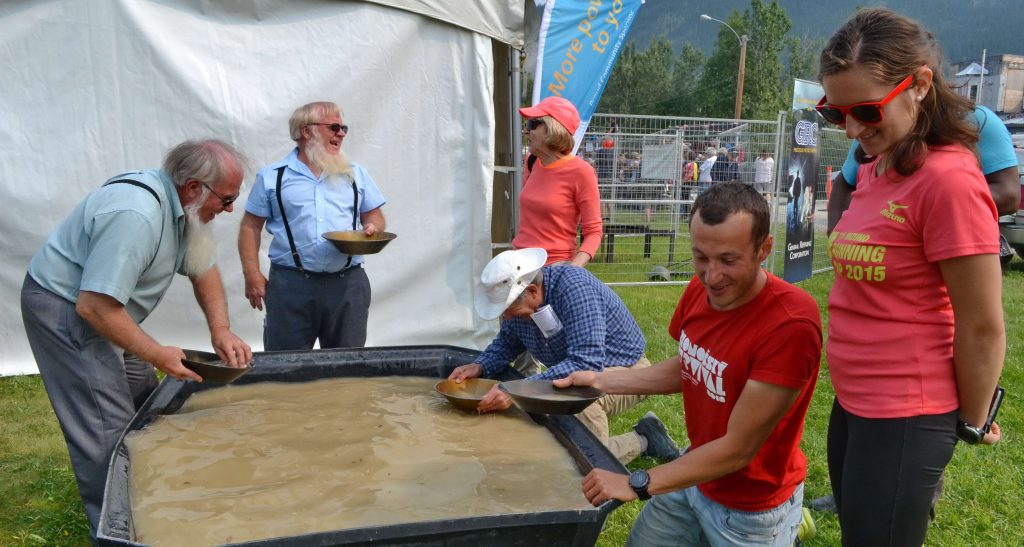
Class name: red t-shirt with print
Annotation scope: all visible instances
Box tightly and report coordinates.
[668,272,822,511]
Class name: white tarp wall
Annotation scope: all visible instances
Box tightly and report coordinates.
[0,0,520,375]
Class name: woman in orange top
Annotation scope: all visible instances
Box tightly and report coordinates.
[514,97,602,266]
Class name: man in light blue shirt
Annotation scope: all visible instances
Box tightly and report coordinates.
[20,139,253,539]
[239,101,386,350]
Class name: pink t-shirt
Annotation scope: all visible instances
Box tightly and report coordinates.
[827,144,998,418]
[512,155,602,264]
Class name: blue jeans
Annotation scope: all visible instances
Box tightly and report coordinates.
[626,482,804,547]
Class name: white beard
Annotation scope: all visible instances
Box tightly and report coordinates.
[181,203,217,276]
[306,136,354,179]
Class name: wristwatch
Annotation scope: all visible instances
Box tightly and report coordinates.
[628,470,651,500]
[956,419,988,445]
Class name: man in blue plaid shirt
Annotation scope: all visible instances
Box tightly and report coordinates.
[449,248,679,465]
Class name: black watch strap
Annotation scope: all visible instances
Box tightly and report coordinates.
[629,470,651,501]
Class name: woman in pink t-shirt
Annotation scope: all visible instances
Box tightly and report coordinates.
[818,8,1005,546]
[514,97,602,267]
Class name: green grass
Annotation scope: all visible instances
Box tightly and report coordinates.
[0,376,90,545]
[2,260,1022,546]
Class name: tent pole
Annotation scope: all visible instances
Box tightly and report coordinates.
[511,48,523,242]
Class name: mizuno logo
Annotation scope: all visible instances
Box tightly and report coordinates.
[887,201,909,213]
[881,201,908,224]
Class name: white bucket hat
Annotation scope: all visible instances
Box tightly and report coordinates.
[474,248,548,320]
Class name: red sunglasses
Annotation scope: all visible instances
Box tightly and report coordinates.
[815,75,914,126]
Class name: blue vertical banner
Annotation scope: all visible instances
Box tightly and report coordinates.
[782,78,823,283]
[533,0,644,149]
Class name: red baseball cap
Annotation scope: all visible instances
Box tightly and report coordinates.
[519,96,581,135]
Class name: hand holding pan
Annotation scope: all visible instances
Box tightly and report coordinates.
[498,379,603,415]
[181,349,253,383]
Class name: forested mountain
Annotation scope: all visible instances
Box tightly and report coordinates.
[628,0,1022,67]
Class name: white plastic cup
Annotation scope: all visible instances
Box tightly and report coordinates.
[531,305,563,338]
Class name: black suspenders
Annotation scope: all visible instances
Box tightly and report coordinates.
[276,166,360,273]
[103,178,164,272]
[104,179,161,204]
[275,167,304,272]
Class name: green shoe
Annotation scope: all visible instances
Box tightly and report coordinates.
[798,507,816,542]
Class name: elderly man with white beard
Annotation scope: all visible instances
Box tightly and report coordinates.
[239,101,386,351]
[20,139,253,539]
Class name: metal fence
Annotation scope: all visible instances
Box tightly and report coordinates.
[545,112,852,285]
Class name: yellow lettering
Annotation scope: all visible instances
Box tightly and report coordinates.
[578,19,592,39]
[547,71,567,96]
[605,11,619,30]
[870,246,886,263]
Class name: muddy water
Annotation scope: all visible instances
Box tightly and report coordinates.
[126,376,591,546]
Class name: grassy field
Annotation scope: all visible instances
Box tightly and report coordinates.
[2,260,1022,546]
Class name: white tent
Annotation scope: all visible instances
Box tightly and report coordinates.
[0,0,525,375]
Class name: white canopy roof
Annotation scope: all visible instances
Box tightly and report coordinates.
[366,0,525,46]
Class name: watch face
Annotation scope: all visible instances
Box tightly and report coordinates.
[956,422,983,445]
[629,470,649,489]
[629,470,651,500]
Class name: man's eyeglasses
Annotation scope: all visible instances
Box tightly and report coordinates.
[815,74,914,126]
[525,118,546,131]
[202,182,239,207]
[307,123,349,134]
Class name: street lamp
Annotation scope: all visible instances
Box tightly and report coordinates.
[700,14,748,120]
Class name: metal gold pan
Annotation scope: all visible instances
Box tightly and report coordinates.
[498,379,603,415]
[181,349,252,384]
[434,378,499,412]
[322,230,397,255]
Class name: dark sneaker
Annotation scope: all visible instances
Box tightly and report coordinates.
[633,412,680,461]
[808,494,837,514]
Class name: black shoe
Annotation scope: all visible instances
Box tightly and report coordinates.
[633,412,680,461]
[808,494,837,514]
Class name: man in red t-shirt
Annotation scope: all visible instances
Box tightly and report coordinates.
[556,182,822,546]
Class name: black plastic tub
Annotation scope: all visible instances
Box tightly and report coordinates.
[97,345,625,547]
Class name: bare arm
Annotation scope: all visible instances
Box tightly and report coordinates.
[984,166,1021,216]
[76,291,201,381]
[189,266,253,367]
[940,254,1005,427]
[576,165,603,265]
[554,356,682,396]
[827,173,853,235]
[238,212,267,310]
[581,379,801,505]
[361,207,386,236]
[570,251,593,268]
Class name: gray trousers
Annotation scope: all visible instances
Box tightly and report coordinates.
[264,263,371,351]
[20,274,158,539]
